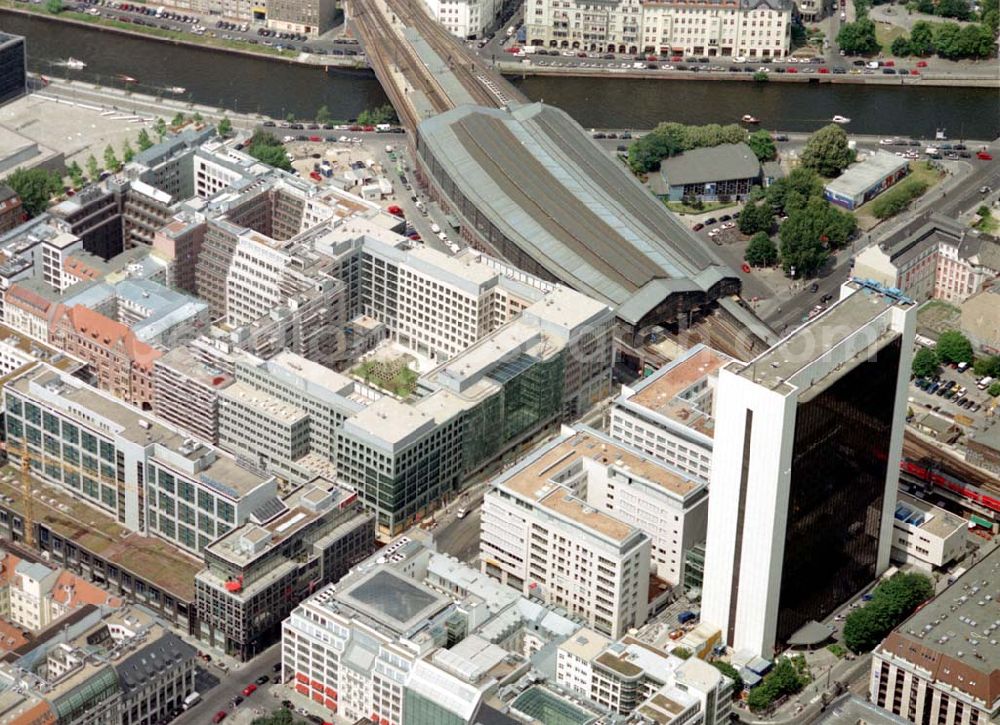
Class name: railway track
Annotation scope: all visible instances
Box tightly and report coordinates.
[902,431,999,493]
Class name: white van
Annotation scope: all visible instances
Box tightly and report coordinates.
[430,222,441,234]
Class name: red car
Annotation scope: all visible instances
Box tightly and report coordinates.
[910,69,920,75]
[977,151,993,160]
[212,712,227,724]
[818,67,829,73]
[916,60,928,67]
[309,135,322,142]
[786,67,798,73]
[692,223,704,231]
[646,55,657,61]
[883,59,895,67]
[242,684,257,697]
[671,55,683,62]
[309,171,322,181]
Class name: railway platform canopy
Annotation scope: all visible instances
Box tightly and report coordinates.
[415,103,742,335]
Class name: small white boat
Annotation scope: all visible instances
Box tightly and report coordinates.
[741,114,760,124]
[832,115,851,124]
[118,74,138,84]
[66,57,86,70]
[166,86,186,94]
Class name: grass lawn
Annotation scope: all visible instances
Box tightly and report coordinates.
[875,21,908,52]
[664,200,738,215]
[975,210,999,234]
[853,161,943,228]
[353,360,419,398]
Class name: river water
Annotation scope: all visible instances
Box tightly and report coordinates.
[2,10,998,137]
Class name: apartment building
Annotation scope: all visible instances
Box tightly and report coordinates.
[853,214,1000,305]
[869,545,999,724]
[610,344,733,484]
[889,493,966,571]
[268,0,337,35]
[526,0,791,57]
[0,605,198,725]
[47,184,124,260]
[703,280,916,657]
[480,429,653,638]
[281,537,583,724]
[422,0,502,38]
[152,344,235,443]
[4,364,277,555]
[194,479,375,661]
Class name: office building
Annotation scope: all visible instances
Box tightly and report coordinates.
[869,546,999,724]
[0,605,198,725]
[702,280,916,657]
[152,344,235,444]
[281,537,583,724]
[610,344,733,484]
[523,0,791,57]
[4,364,277,554]
[268,0,338,35]
[480,428,653,638]
[47,185,124,261]
[0,33,25,106]
[195,479,375,660]
[889,493,966,571]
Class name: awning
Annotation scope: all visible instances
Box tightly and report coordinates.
[787,620,835,647]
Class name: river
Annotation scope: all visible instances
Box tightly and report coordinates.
[2,10,998,137]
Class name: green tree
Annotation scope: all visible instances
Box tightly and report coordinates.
[845,573,933,653]
[673,647,693,659]
[3,168,62,218]
[356,104,398,126]
[316,105,331,125]
[836,17,881,54]
[630,132,683,173]
[989,381,1000,397]
[85,155,100,181]
[103,144,119,172]
[154,117,167,140]
[871,177,929,219]
[192,111,203,124]
[801,124,855,177]
[46,0,63,12]
[973,355,1000,377]
[217,117,232,138]
[780,222,828,276]
[753,70,770,82]
[767,167,823,214]
[246,131,292,172]
[136,128,153,151]
[936,330,974,364]
[909,20,937,55]
[891,35,912,56]
[936,0,972,19]
[250,710,295,725]
[739,202,773,235]
[912,346,939,377]
[285,112,296,123]
[746,657,810,712]
[745,232,778,267]
[121,140,135,165]
[934,22,965,57]
[171,112,186,128]
[981,0,999,31]
[747,129,777,161]
[67,161,85,190]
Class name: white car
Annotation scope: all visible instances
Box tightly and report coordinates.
[707,228,720,237]
[732,55,746,63]
[879,138,896,146]
[456,507,467,519]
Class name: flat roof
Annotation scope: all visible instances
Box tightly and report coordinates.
[221,381,308,425]
[0,468,200,601]
[495,428,698,544]
[560,628,611,663]
[737,282,910,392]
[510,686,596,725]
[894,492,965,540]
[336,568,450,635]
[417,103,735,311]
[879,546,1000,707]
[624,345,732,438]
[825,152,909,198]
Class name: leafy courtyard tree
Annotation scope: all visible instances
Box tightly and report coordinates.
[3,168,62,218]
[85,155,100,182]
[67,161,85,190]
[745,232,778,267]
[891,35,912,56]
[154,117,167,140]
[121,140,135,165]
[217,117,233,138]
[912,346,939,377]
[844,573,933,653]
[739,202,774,235]
[973,354,1000,377]
[989,381,1000,397]
[137,128,153,151]
[836,17,880,55]
[747,129,777,161]
[909,20,937,54]
[936,330,974,364]
[800,124,855,177]
[103,144,120,172]
[246,131,293,172]
[766,167,823,214]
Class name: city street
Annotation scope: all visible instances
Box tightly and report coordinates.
[175,643,282,725]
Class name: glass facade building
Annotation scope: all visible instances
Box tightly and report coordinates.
[0,34,25,106]
[775,336,902,643]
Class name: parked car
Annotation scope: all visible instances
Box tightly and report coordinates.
[977,151,994,160]
[692,223,704,231]
[212,713,227,723]
[809,282,819,293]
[242,684,257,697]
[255,675,270,686]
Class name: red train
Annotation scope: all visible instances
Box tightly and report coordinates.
[900,459,1000,515]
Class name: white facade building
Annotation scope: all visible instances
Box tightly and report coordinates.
[610,344,733,484]
[525,0,792,58]
[890,493,966,571]
[480,427,654,638]
[702,281,916,658]
[423,0,502,38]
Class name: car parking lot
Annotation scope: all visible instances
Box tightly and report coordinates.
[910,363,996,427]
